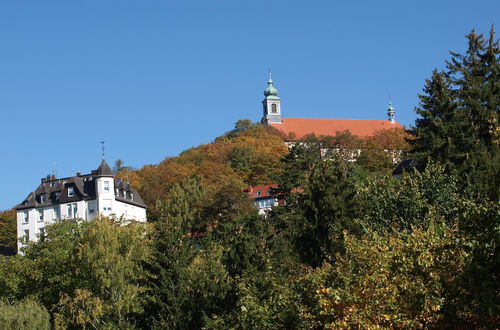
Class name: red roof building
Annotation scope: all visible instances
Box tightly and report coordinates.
[260,74,402,140]
[271,118,403,140]
[243,184,278,199]
[243,184,283,214]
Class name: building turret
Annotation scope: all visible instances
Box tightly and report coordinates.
[387,99,396,123]
[261,73,282,125]
[95,159,115,214]
[96,159,113,176]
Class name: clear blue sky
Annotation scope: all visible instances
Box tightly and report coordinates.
[1,1,498,210]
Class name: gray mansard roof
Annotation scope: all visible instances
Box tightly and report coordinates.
[16,160,146,210]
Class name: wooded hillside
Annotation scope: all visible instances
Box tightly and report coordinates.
[0,28,498,329]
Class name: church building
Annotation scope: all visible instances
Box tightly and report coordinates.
[15,160,147,251]
[260,74,402,139]
[245,75,405,213]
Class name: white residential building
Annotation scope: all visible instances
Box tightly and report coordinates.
[243,184,281,215]
[15,160,147,252]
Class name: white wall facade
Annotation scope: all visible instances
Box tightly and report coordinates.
[255,197,278,215]
[95,177,114,214]
[263,97,282,124]
[17,178,146,252]
[111,201,147,221]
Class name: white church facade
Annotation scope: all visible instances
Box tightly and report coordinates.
[15,160,147,251]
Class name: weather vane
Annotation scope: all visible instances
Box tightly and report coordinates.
[100,140,105,159]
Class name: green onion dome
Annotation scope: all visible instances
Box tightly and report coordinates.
[264,75,279,97]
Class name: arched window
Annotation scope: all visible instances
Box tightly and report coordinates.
[271,104,277,113]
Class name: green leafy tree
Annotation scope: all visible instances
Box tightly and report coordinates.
[222,119,260,139]
[204,213,302,329]
[210,212,296,278]
[144,218,197,329]
[410,27,500,200]
[357,162,462,232]
[155,176,205,228]
[7,218,151,329]
[0,299,50,330]
[0,209,16,253]
[113,158,134,174]
[0,255,31,302]
[206,270,303,329]
[274,145,362,267]
[357,128,411,173]
[276,138,322,195]
[357,162,499,324]
[298,223,469,328]
[146,198,236,328]
[411,70,458,165]
[228,146,255,175]
[408,28,499,323]
[455,198,500,323]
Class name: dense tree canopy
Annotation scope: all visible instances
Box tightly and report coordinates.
[410,27,499,200]
[0,209,16,253]
[121,121,288,221]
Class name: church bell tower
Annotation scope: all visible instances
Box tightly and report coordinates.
[387,99,396,123]
[261,73,282,125]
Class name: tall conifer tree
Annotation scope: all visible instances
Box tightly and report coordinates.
[410,27,499,200]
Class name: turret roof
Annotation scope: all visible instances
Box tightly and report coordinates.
[264,73,279,99]
[97,159,113,176]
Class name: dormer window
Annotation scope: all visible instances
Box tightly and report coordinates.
[256,190,262,197]
[68,187,75,197]
[130,193,134,201]
[104,181,110,192]
[55,191,60,199]
[40,193,46,203]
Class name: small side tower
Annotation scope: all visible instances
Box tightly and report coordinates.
[387,99,396,123]
[261,73,282,125]
[95,159,115,215]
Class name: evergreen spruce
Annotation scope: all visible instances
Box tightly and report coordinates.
[273,143,361,267]
[411,70,458,165]
[410,27,499,200]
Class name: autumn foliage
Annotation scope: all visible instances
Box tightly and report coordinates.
[118,120,288,219]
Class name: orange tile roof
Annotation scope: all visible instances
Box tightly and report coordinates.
[243,184,278,199]
[270,117,403,140]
